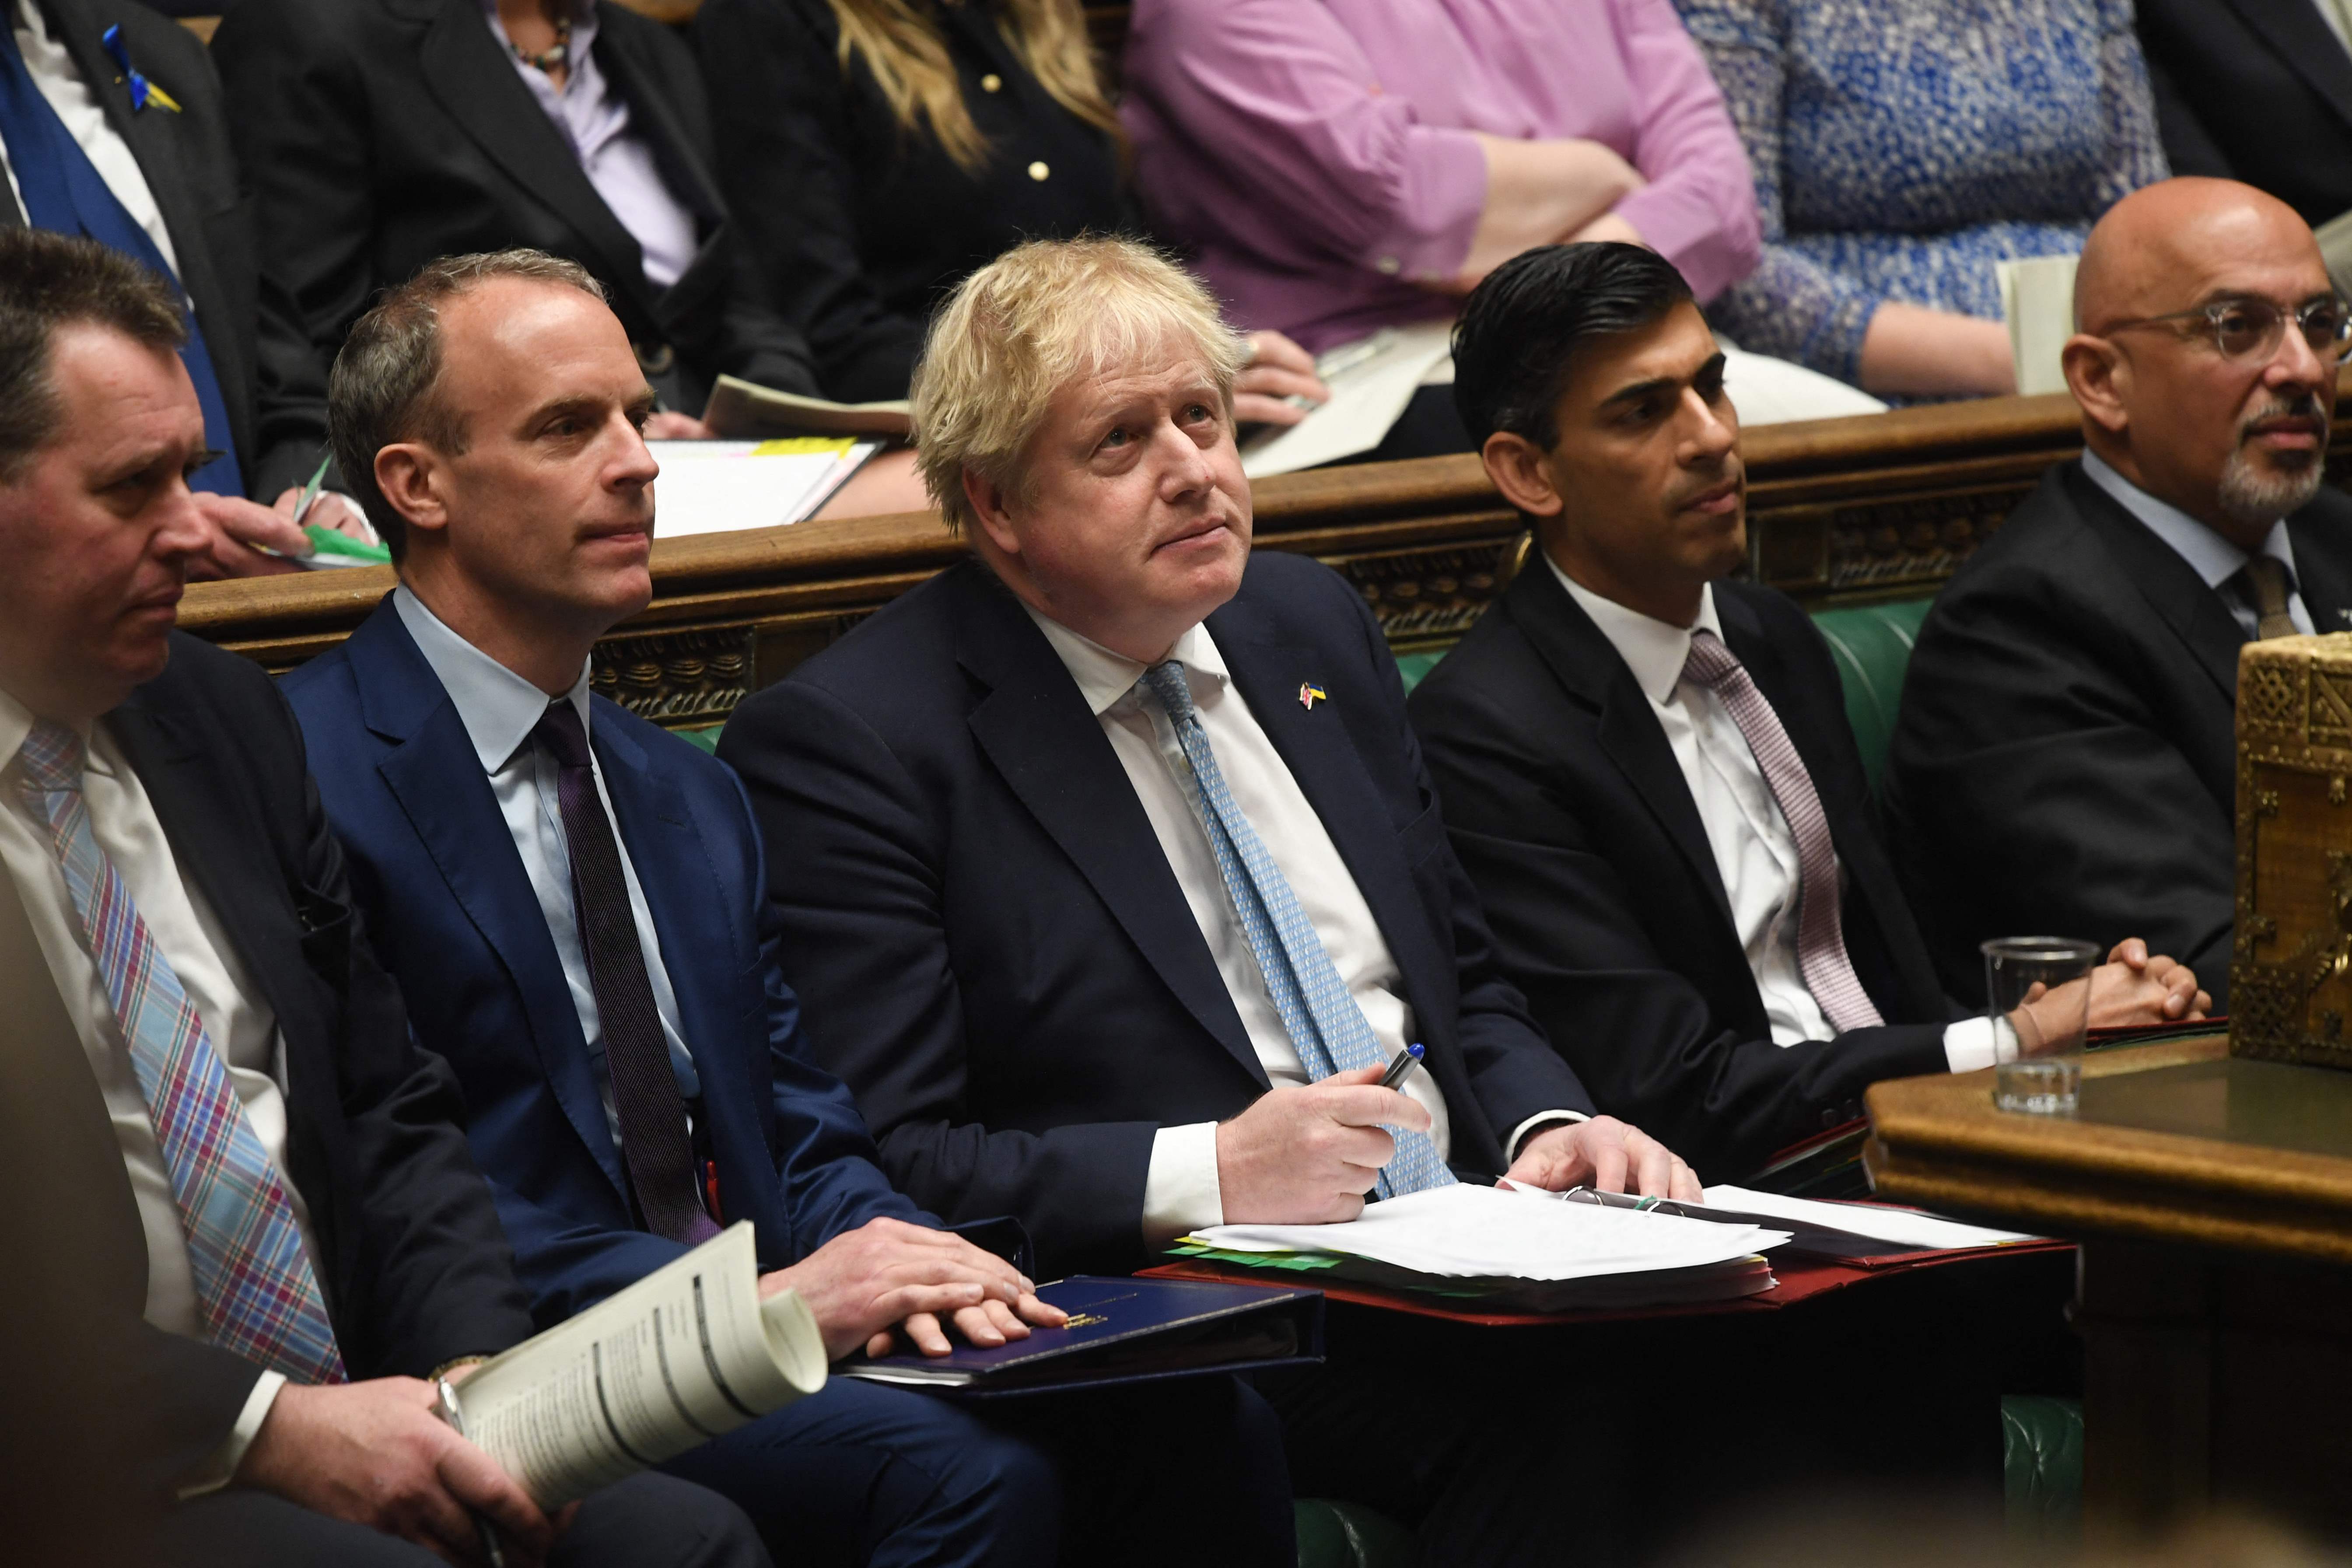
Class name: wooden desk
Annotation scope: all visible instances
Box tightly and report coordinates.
[1866,1036,2352,1538]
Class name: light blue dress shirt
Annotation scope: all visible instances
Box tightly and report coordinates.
[395,587,699,1144]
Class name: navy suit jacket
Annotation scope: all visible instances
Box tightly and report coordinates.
[718,553,1595,1278]
[283,598,933,1328]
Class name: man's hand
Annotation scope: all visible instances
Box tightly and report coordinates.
[757,1217,1066,1361]
[187,491,313,579]
[2102,938,2210,1022]
[234,1376,559,1568]
[1233,330,1330,427]
[2011,940,2210,1057]
[1215,1064,1428,1225]
[1503,1117,1701,1201]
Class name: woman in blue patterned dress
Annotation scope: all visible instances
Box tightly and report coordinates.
[1673,0,2169,398]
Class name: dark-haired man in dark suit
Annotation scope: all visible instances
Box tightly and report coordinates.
[0,0,373,573]
[210,0,817,436]
[1888,178,2352,1006]
[0,218,765,1568]
[1407,242,2205,1183]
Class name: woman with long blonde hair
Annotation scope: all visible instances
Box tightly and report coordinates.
[696,0,1136,403]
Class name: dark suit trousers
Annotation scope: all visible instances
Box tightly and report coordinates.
[158,1472,767,1568]
[657,1372,1293,1568]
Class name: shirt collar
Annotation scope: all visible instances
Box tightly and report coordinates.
[2078,449,2298,591]
[395,585,591,774]
[1546,552,1723,705]
[0,687,106,780]
[1021,605,1228,717]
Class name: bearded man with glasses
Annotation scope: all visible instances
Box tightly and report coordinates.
[1886,177,2352,1008]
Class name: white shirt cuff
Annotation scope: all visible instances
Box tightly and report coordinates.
[1505,1109,1591,1164]
[1142,1121,1225,1249]
[178,1369,286,1499]
[1942,1015,2021,1074]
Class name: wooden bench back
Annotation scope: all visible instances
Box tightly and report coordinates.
[176,389,2152,728]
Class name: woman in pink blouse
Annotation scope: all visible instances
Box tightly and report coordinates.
[1122,0,1764,357]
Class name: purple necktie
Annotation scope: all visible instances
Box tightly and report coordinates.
[1681,630,1884,1034]
[533,702,716,1243]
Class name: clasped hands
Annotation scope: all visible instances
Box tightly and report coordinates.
[2009,938,2210,1057]
[1215,1062,1700,1225]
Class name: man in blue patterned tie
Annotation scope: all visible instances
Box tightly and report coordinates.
[0,224,767,1567]
[717,234,1701,1565]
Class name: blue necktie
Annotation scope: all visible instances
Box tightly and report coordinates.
[1140,661,1454,1199]
[0,22,241,495]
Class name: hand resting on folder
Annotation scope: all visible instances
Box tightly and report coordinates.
[1217,1065,1701,1223]
[756,1215,1069,1360]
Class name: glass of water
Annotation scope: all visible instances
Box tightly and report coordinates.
[1983,936,2101,1115]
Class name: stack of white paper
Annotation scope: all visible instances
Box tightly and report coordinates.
[1193,1182,1788,1282]
[1698,1185,2044,1252]
[648,438,881,537]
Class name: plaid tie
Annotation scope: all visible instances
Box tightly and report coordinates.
[13,721,344,1383]
[1681,630,1884,1035]
[1140,662,1454,1199]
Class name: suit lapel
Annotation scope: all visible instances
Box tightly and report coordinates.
[2289,495,2352,635]
[1502,565,1738,931]
[2225,0,2352,138]
[406,0,656,321]
[2064,465,2245,701]
[346,606,627,1200]
[38,3,242,423]
[953,570,1268,1089]
[105,696,302,1015]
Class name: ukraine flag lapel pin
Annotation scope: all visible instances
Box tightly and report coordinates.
[102,25,182,113]
[1297,682,1327,711]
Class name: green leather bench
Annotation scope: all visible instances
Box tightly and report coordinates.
[1391,594,1935,793]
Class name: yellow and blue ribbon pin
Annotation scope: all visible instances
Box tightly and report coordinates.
[102,25,181,113]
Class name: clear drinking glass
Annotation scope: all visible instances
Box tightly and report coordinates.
[1983,936,2100,1115]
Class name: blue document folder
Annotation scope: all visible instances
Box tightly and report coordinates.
[836,1275,1323,1398]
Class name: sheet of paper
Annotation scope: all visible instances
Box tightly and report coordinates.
[701,374,912,438]
[1192,1182,1786,1281]
[649,439,879,537]
[1241,321,1456,479]
[1700,1184,2046,1251]
[1998,255,2079,397]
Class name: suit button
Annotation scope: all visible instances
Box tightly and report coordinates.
[1820,1108,1841,1129]
[1376,256,1401,275]
[1027,161,1050,181]
[980,73,1002,91]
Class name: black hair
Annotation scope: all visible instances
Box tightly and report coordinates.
[0,228,187,483]
[1450,242,1697,450]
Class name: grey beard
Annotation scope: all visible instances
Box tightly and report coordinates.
[2218,439,2328,529]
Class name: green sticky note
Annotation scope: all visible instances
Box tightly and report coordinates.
[305,522,391,564]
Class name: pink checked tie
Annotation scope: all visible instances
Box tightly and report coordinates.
[13,721,345,1383]
[1680,630,1884,1034]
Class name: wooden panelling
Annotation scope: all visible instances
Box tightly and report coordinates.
[175,380,2352,729]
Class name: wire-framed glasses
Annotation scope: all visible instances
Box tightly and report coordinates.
[2103,295,2352,362]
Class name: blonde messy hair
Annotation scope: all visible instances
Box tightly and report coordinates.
[827,0,1122,174]
[912,235,1248,532]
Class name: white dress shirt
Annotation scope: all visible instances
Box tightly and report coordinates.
[1,0,181,274]
[395,589,700,1147]
[1547,557,2009,1072]
[1025,609,1580,1247]
[0,689,311,1490]
[2079,451,2319,640]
